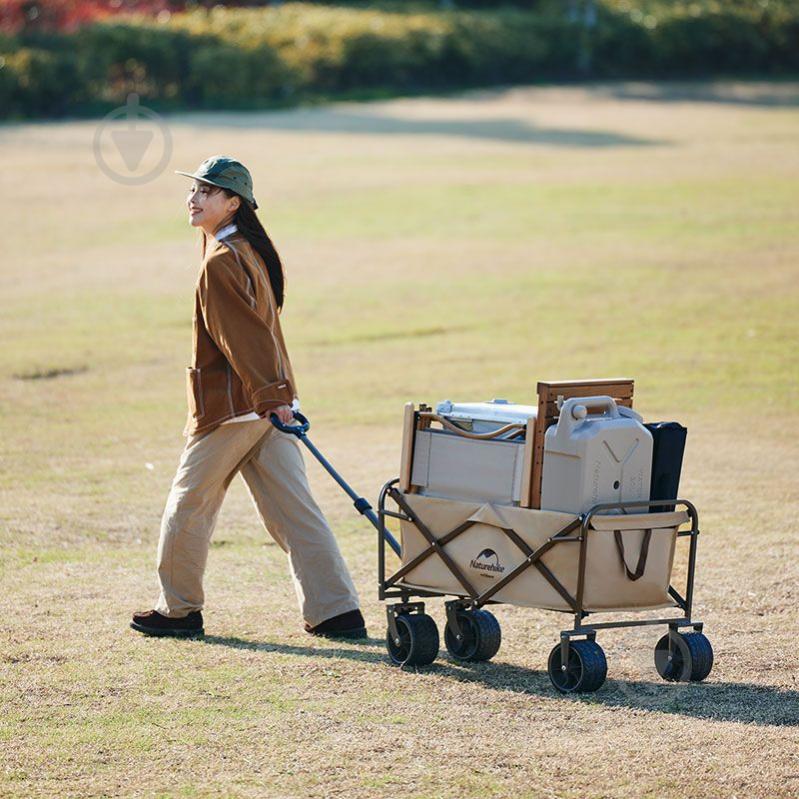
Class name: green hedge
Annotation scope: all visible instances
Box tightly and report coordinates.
[594,0,799,76]
[0,1,798,119]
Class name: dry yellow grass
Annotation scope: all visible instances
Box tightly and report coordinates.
[1,82,798,799]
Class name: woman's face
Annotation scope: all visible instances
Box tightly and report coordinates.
[186,181,239,233]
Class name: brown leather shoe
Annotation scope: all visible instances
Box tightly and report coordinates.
[305,609,367,639]
[131,609,204,638]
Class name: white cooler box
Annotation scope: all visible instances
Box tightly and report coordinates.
[435,399,538,436]
[409,399,537,505]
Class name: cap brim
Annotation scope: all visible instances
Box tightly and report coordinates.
[175,170,218,182]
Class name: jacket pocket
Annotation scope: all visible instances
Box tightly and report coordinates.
[186,367,205,419]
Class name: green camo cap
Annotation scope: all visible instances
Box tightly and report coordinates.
[176,155,258,210]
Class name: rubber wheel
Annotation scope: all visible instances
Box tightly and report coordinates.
[547,639,607,694]
[444,609,501,663]
[655,631,714,682]
[386,613,439,667]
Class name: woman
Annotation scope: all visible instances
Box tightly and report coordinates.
[131,156,366,640]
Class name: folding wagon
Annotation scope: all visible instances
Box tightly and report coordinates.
[274,378,714,694]
[377,486,711,693]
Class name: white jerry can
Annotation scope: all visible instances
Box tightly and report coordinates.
[540,396,653,515]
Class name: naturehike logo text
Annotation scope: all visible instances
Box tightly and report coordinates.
[469,548,505,579]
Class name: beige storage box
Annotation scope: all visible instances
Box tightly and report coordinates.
[410,430,527,505]
[397,492,685,612]
[409,399,537,505]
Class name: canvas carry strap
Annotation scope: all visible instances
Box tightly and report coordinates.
[419,413,526,440]
[613,528,652,581]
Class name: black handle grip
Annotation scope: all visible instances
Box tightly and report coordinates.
[269,410,310,436]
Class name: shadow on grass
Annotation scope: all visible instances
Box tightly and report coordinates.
[589,81,799,108]
[202,634,385,659]
[172,108,664,147]
[202,635,798,727]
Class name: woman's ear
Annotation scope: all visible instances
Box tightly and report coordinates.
[228,195,241,214]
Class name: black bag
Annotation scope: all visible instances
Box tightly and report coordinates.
[645,422,687,513]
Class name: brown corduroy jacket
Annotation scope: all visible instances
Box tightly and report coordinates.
[184,232,296,436]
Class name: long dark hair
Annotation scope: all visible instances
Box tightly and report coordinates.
[210,188,286,311]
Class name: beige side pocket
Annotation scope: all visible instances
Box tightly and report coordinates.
[186,367,205,418]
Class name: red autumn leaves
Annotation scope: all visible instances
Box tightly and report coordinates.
[0,0,189,33]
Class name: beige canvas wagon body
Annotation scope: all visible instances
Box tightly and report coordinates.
[395,492,686,613]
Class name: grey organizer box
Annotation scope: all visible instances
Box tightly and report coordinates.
[409,399,537,505]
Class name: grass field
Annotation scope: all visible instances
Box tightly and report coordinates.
[1,81,798,799]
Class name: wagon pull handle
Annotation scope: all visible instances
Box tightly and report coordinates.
[269,410,401,557]
[269,410,311,436]
[613,528,652,581]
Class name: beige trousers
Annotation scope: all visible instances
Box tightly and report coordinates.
[154,418,360,627]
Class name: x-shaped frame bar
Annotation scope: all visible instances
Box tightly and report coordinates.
[386,487,583,611]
